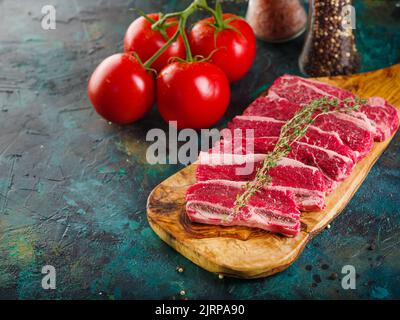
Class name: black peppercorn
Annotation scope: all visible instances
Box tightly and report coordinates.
[299,0,361,76]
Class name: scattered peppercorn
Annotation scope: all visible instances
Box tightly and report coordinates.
[321,264,329,270]
[328,272,338,280]
[313,274,322,283]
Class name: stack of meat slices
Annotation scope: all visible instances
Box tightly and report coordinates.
[186,75,399,237]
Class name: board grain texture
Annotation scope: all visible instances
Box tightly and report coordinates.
[147,64,400,279]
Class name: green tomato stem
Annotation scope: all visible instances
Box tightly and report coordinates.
[179,17,192,62]
[213,1,225,29]
[151,11,181,30]
[143,29,180,69]
[143,0,214,69]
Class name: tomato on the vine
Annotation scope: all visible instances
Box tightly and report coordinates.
[189,13,256,82]
[88,53,155,124]
[124,13,186,73]
[157,62,230,129]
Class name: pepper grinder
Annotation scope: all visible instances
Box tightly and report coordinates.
[246,0,307,43]
[299,0,361,76]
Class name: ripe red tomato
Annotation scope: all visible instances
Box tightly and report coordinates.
[124,13,186,73]
[189,14,256,82]
[88,53,155,124]
[157,62,230,129]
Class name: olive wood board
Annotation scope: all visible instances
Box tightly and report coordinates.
[147,64,400,279]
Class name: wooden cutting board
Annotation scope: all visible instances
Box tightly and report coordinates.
[146,64,400,279]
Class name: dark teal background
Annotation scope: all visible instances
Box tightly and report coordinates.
[0,0,399,299]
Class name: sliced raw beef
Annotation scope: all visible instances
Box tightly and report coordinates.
[300,126,357,163]
[243,93,371,130]
[241,94,375,159]
[212,136,355,182]
[269,74,352,103]
[311,112,374,159]
[197,152,326,211]
[262,185,325,212]
[228,115,284,137]
[198,153,326,191]
[243,94,299,120]
[186,180,301,237]
[185,74,399,237]
[270,76,375,128]
[362,97,400,141]
[269,75,399,141]
[229,116,357,162]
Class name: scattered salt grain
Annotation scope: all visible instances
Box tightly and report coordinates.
[176,266,184,273]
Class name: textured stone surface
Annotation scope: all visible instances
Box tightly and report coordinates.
[0,0,399,299]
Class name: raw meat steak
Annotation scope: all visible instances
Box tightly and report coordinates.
[243,94,299,120]
[269,75,399,141]
[186,180,301,237]
[362,97,400,141]
[228,115,284,137]
[229,116,357,162]
[269,74,352,104]
[311,112,374,159]
[241,94,375,160]
[197,152,327,211]
[212,136,355,182]
[300,125,357,163]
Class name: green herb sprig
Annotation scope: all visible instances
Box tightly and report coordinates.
[233,96,367,212]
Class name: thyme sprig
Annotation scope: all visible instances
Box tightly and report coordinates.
[233,96,367,212]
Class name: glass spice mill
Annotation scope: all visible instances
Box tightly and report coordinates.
[245,0,361,76]
[299,0,361,76]
[246,0,307,42]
